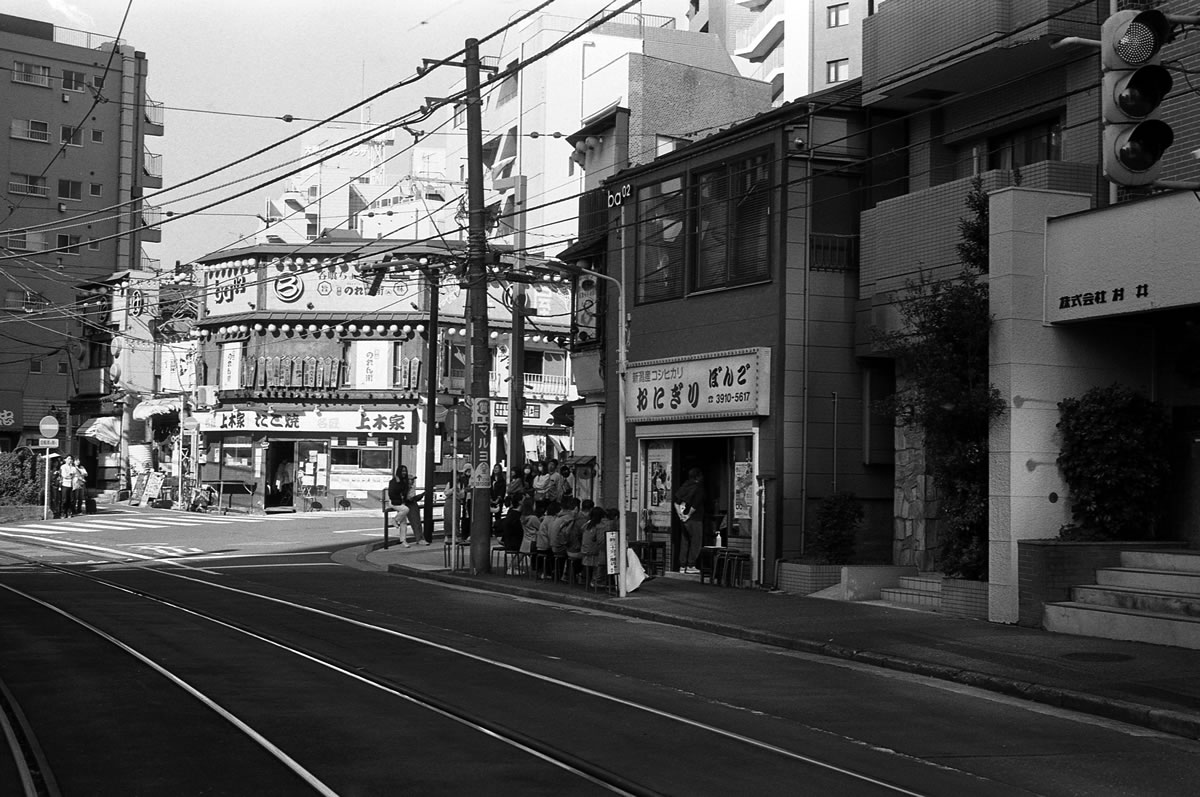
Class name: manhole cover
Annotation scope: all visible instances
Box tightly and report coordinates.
[1060,651,1135,663]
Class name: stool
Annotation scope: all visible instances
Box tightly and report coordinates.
[491,545,506,571]
[505,550,530,577]
[587,567,614,593]
[531,551,553,580]
[724,551,751,587]
[553,554,567,583]
[445,537,469,570]
[562,556,582,586]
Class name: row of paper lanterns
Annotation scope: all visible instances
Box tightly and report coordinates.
[191,324,566,344]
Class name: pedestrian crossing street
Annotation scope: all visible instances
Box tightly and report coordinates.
[0,512,270,536]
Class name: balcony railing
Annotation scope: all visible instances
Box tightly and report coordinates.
[140,203,163,228]
[143,97,164,127]
[735,0,783,55]
[810,233,859,272]
[140,248,160,271]
[489,371,571,399]
[143,148,162,179]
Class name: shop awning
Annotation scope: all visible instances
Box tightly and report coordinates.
[76,416,121,447]
[132,397,183,421]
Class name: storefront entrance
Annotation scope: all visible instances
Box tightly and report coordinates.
[638,422,759,580]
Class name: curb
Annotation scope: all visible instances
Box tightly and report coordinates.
[381,560,1200,741]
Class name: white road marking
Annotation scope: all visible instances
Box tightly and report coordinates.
[190,563,342,569]
[0,526,64,535]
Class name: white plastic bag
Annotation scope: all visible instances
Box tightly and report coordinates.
[625,547,647,593]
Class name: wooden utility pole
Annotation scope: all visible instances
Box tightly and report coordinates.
[464,38,493,572]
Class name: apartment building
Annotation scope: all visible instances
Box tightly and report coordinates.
[0,13,163,464]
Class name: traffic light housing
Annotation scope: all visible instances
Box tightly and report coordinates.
[1101,10,1175,186]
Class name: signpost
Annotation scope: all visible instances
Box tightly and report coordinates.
[38,415,59,520]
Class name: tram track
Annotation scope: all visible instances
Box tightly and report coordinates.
[0,539,1010,796]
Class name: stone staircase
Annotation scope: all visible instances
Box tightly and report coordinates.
[880,574,943,611]
[1043,549,1200,650]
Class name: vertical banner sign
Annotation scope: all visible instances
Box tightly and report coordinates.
[624,455,632,510]
[354,341,390,390]
[470,397,491,488]
[605,530,619,575]
[219,344,242,391]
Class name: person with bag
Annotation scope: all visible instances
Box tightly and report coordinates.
[387,465,425,546]
[672,467,705,574]
[58,456,79,519]
[73,460,88,515]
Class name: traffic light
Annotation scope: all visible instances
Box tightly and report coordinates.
[1101,10,1175,186]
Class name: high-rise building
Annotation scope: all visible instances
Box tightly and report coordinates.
[689,0,883,105]
[0,12,163,455]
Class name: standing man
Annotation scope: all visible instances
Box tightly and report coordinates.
[672,467,705,574]
[59,456,79,519]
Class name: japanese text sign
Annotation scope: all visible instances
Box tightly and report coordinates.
[625,348,770,422]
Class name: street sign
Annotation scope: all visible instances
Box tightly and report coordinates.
[38,415,59,438]
[38,438,59,448]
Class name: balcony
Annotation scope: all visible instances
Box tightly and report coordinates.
[140,247,160,271]
[734,0,783,61]
[139,203,163,243]
[862,0,1098,110]
[142,147,163,188]
[143,96,164,136]
[860,162,1098,295]
[490,371,572,401]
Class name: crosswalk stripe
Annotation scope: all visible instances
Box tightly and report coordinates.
[0,526,64,535]
[7,524,75,533]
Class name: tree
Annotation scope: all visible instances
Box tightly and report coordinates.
[875,176,1004,579]
[0,451,41,506]
[1056,385,1171,540]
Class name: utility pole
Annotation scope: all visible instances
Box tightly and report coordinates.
[422,265,439,545]
[464,38,493,572]
[497,175,528,474]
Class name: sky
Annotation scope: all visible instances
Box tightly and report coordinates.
[7,0,688,269]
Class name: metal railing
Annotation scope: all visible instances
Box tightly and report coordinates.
[140,203,164,228]
[143,97,164,127]
[143,148,162,179]
[735,0,782,53]
[52,26,123,51]
[140,248,160,271]
[489,371,571,398]
[809,233,859,272]
[8,179,47,197]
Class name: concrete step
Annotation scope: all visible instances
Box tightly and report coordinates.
[1096,567,1200,594]
[879,587,941,610]
[1072,584,1200,618]
[1120,549,1200,573]
[1044,601,1200,650]
[896,575,942,594]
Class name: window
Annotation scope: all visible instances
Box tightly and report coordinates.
[57,234,81,254]
[62,69,86,91]
[635,177,686,303]
[330,447,392,471]
[91,129,104,144]
[57,361,69,375]
[87,238,100,251]
[453,103,466,128]
[221,436,252,468]
[29,359,41,374]
[828,3,850,27]
[986,119,1062,172]
[60,125,82,146]
[92,75,104,89]
[692,152,772,291]
[12,61,50,87]
[58,180,82,201]
[89,183,102,197]
[11,119,50,142]
[444,343,467,380]
[9,174,47,196]
[827,58,850,84]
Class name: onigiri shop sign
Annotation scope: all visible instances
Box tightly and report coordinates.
[625,348,770,421]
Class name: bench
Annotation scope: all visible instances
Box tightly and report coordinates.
[208,480,256,514]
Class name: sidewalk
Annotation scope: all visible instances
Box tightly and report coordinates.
[361,538,1200,740]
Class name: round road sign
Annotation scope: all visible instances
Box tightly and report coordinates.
[38,415,59,438]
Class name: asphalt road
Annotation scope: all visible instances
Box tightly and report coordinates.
[2,509,1199,796]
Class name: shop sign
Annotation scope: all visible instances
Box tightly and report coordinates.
[192,409,413,434]
[491,401,542,420]
[626,348,770,422]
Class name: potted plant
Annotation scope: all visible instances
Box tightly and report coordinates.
[777,492,862,594]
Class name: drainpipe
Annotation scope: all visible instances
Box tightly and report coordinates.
[799,102,815,556]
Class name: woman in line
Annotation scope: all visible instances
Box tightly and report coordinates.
[581,506,607,587]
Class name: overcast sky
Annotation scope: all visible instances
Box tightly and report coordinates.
[8,0,687,268]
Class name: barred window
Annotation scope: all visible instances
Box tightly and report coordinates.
[11,119,50,142]
[12,61,50,87]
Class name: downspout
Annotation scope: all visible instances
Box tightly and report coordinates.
[799,102,815,556]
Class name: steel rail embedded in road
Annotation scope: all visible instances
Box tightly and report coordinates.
[0,540,941,797]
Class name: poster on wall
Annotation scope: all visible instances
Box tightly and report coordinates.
[733,461,754,520]
[646,441,672,530]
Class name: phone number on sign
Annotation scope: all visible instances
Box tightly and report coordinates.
[709,391,751,405]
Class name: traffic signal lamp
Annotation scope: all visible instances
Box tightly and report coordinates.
[1101,10,1175,186]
